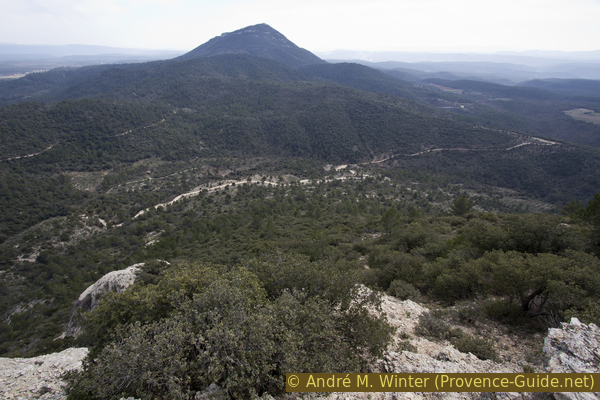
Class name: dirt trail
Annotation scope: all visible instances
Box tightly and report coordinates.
[362,135,558,164]
[1,117,167,162]
[133,176,281,218]
[0,144,56,162]
[114,118,165,137]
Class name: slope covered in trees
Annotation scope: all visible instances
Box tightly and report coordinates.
[1,23,600,399]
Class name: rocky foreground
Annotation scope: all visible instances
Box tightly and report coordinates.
[0,347,87,399]
[1,295,598,400]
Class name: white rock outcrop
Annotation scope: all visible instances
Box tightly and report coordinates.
[9,294,598,400]
[76,263,142,311]
[0,347,87,400]
[65,263,143,337]
[543,317,600,400]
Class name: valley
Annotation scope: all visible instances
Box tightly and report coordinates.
[0,22,599,399]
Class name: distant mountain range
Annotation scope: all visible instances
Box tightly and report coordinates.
[0,43,183,59]
[4,27,600,81]
[0,44,184,76]
[318,49,600,82]
[1,22,600,201]
[325,58,600,82]
[317,49,600,65]
[3,22,600,367]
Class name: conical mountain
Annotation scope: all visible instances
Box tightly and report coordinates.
[178,23,325,68]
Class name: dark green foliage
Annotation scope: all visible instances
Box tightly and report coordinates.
[429,257,482,303]
[1,44,600,374]
[427,249,600,323]
[462,214,588,254]
[399,145,600,202]
[453,302,482,325]
[2,52,600,203]
[562,200,585,217]
[415,309,497,360]
[387,279,422,301]
[65,256,394,399]
[451,193,474,216]
[300,62,417,100]
[243,250,356,303]
[482,299,526,325]
[366,250,427,290]
[0,171,81,241]
[414,310,462,340]
[2,169,600,356]
[450,334,498,361]
[582,193,600,254]
[381,207,400,236]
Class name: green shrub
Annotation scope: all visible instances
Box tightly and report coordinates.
[416,310,497,361]
[414,310,462,340]
[65,253,394,399]
[387,279,421,301]
[367,250,426,290]
[482,299,525,324]
[453,301,482,325]
[397,340,417,353]
[451,333,498,361]
[523,365,535,373]
[429,259,482,303]
[451,194,474,216]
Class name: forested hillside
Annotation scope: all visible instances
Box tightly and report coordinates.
[417,78,600,147]
[1,23,600,400]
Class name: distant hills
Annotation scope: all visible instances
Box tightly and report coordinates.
[0,43,183,58]
[0,23,599,202]
[317,49,600,65]
[0,44,184,76]
[3,22,600,365]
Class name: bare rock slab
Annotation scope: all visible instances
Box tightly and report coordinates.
[0,347,87,400]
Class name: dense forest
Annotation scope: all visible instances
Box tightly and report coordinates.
[1,158,600,398]
[1,25,600,399]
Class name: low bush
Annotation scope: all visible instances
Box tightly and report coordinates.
[453,301,482,325]
[482,299,525,325]
[414,310,462,340]
[415,310,497,361]
[451,333,498,361]
[65,252,394,399]
[387,279,422,301]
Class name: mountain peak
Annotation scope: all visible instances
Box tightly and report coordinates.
[178,24,325,68]
[220,23,279,37]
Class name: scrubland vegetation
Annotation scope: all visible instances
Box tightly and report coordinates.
[53,173,600,398]
[1,34,600,399]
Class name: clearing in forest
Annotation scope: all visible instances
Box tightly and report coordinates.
[564,108,600,125]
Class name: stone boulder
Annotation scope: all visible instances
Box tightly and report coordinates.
[76,263,143,311]
[65,263,142,337]
[543,317,600,400]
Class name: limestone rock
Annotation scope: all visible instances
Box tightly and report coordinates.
[65,263,142,337]
[543,317,600,400]
[380,347,519,375]
[76,263,143,311]
[0,347,87,400]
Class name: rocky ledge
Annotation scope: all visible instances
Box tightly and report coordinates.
[0,347,87,399]
[543,318,600,400]
[2,298,599,399]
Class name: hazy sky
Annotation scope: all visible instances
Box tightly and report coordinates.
[2,0,600,53]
